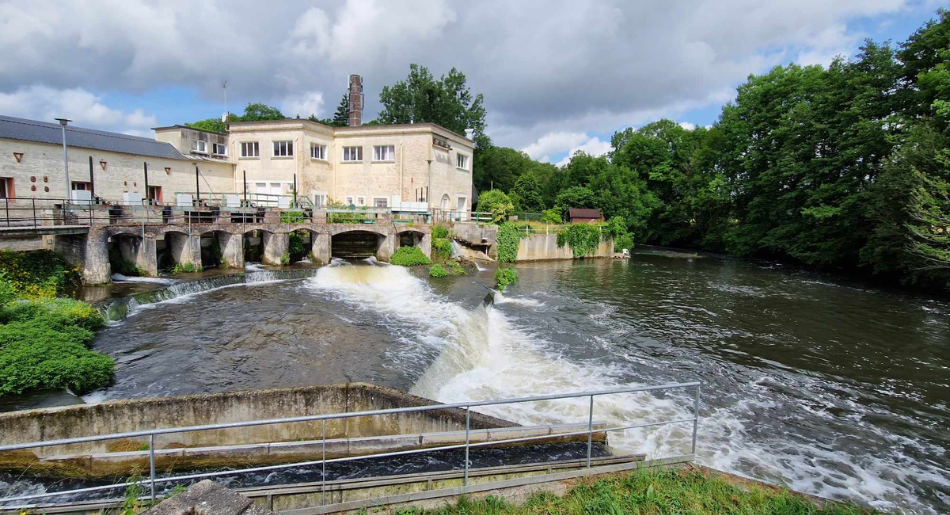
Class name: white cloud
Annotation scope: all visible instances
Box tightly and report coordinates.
[522,132,589,160]
[0,0,920,146]
[280,91,325,119]
[678,122,697,130]
[0,85,157,133]
[555,137,613,167]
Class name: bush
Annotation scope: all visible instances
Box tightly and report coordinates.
[606,216,634,253]
[494,267,518,291]
[428,264,449,278]
[280,210,306,223]
[431,238,453,262]
[557,223,604,258]
[390,246,432,266]
[171,262,200,274]
[496,223,524,263]
[541,209,563,224]
[446,260,465,276]
[0,250,80,298]
[0,299,113,395]
[432,226,450,239]
[478,190,514,224]
[0,273,15,306]
[289,231,309,262]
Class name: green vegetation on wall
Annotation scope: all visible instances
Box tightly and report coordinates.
[557,224,604,258]
[496,222,523,263]
[428,264,448,278]
[0,250,81,299]
[445,260,465,276]
[390,246,432,266]
[288,231,309,263]
[430,226,453,263]
[171,262,201,274]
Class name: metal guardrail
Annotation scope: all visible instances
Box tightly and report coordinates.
[0,382,700,510]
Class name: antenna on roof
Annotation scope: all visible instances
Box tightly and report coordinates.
[222,80,229,123]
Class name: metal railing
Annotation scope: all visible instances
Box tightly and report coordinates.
[0,382,700,510]
[432,209,493,224]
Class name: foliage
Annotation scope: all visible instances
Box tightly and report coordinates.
[288,231,309,262]
[445,260,465,276]
[428,264,448,278]
[432,225,450,239]
[328,212,369,224]
[496,222,523,263]
[109,247,143,277]
[557,224,604,258]
[511,174,545,212]
[310,94,350,127]
[390,246,432,266]
[170,262,200,274]
[281,210,306,223]
[0,250,81,298]
[0,273,16,306]
[494,267,518,291]
[431,238,453,262]
[378,64,490,149]
[473,146,558,196]
[541,209,563,224]
[554,186,597,217]
[186,103,285,133]
[389,467,881,514]
[477,190,514,224]
[0,298,112,395]
[280,252,290,266]
[606,216,634,253]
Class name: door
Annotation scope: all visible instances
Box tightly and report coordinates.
[457,197,466,222]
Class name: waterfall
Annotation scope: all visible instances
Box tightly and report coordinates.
[450,240,462,259]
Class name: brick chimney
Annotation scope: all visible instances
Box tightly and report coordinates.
[348,74,363,127]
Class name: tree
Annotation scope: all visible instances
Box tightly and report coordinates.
[379,64,489,146]
[241,103,285,121]
[332,94,349,126]
[511,173,545,212]
[477,190,514,223]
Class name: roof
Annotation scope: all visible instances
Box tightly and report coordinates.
[228,118,474,144]
[0,115,188,161]
[568,208,603,219]
[152,124,227,136]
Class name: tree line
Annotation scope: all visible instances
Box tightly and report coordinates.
[186,10,949,289]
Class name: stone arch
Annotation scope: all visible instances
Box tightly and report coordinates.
[331,229,387,259]
[198,230,244,269]
[161,230,200,272]
[440,194,450,210]
[396,229,425,248]
[107,232,157,277]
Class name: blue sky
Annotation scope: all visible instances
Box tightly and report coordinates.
[0,0,942,167]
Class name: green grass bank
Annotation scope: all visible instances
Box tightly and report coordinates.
[387,467,881,515]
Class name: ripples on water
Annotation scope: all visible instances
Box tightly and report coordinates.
[26,252,950,514]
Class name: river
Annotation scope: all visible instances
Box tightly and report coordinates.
[7,250,950,514]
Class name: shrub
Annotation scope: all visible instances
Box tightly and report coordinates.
[0,250,80,298]
[0,299,113,395]
[494,267,518,291]
[289,231,309,262]
[432,226,450,239]
[280,252,290,265]
[496,223,524,263]
[431,238,453,262]
[0,273,15,306]
[109,247,142,277]
[606,216,634,253]
[390,246,432,266]
[557,223,604,258]
[541,209,563,224]
[477,190,514,224]
[171,262,200,274]
[428,264,448,278]
[446,260,465,276]
[280,210,306,223]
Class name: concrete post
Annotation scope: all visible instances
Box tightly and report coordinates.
[167,232,201,269]
[311,231,330,265]
[82,230,111,284]
[217,232,244,269]
[420,233,432,259]
[262,232,289,265]
[377,232,394,262]
[117,235,158,277]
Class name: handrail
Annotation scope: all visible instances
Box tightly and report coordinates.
[0,382,701,508]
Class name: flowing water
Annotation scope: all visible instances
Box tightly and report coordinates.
[5,250,950,513]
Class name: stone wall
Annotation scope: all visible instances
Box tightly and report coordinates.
[516,234,613,261]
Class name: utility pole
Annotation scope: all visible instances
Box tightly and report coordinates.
[55,118,71,200]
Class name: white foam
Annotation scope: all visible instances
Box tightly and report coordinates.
[492,291,543,307]
[111,274,176,284]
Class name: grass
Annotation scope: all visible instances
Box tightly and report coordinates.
[391,246,432,266]
[429,264,449,278]
[387,467,880,515]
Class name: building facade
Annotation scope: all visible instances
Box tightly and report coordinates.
[0,75,475,214]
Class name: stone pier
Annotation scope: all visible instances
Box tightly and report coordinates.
[216,232,244,269]
[262,231,289,265]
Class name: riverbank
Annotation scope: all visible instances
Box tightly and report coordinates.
[370,466,881,515]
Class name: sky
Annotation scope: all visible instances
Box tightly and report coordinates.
[0,0,943,166]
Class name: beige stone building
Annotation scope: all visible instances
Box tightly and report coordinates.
[0,115,233,205]
[0,76,474,216]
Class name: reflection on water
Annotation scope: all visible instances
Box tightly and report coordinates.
[9,251,950,514]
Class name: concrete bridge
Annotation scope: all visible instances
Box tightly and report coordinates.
[46,220,433,284]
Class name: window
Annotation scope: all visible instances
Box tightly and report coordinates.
[313,192,328,207]
[373,145,395,161]
[357,197,365,207]
[374,197,389,208]
[342,146,363,162]
[456,153,469,170]
[345,196,354,206]
[310,143,327,160]
[273,140,294,157]
[212,143,227,156]
[0,178,13,199]
[191,140,208,153]
[147,186,163,204]
[71,181,90,191]
[241,142,259,157]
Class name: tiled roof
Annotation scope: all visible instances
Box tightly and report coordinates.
[0,115,187,161]
[568,208,603,219]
